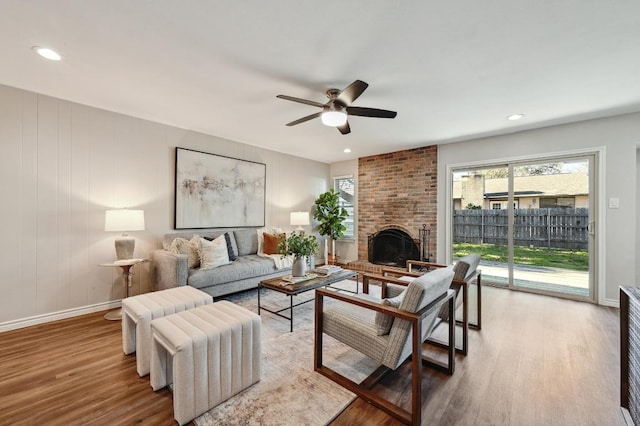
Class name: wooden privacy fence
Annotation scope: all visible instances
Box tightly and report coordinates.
[453,208,589,250]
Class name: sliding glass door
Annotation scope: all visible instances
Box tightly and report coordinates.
[452,155,595,301]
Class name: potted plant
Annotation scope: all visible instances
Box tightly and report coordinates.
[313,189,348,264]
[277,231,318,277]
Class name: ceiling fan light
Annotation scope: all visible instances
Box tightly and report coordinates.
[321,111,347,127]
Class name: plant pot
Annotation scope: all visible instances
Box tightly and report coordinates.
[292,256,307,277]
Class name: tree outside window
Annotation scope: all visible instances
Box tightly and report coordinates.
[333,176,355,238]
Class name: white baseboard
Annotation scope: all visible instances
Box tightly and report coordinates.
[600,296,620,308]
[0,300,121,333]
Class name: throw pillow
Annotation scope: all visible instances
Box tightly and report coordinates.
[375,290,406,336]
[198,235,230,270]
[204,233,237,261]
[263,232,284,255]
[224,232,237,261]
[169,237,200,269]
[257,227,285,254]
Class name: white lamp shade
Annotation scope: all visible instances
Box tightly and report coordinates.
[321,110,348,127]
[290,211,310,227]
[105,209,145,232]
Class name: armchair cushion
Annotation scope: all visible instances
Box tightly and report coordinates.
[322,301,388,362]
[452,260,470,281]
[383,268,454,369]
[456,253,481,280]
[375,291,406,336]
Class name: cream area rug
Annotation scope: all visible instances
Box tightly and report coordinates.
[194,280,379,426]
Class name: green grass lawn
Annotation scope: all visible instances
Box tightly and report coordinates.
[453,242,589,272]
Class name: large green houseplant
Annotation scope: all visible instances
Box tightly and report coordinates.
[313,189,348,263]
[277,231,318,277]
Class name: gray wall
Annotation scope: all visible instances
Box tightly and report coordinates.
[438,112,640,306]
[0,84,329,328]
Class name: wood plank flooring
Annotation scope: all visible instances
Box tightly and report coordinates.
[0,286,624,425]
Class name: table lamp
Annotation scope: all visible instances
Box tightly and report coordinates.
[105,209,145,259]
[290,211,310,232]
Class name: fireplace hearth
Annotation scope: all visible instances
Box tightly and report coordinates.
[368,228,421,268]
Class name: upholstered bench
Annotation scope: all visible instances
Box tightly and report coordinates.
[121,286,213,376]
[150,301,261,425]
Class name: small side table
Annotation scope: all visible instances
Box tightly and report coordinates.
[100,258,149,321]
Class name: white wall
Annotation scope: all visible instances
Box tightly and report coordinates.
[637,147,640,285]
[438,112,640,306]
[329,159,359,263]
[0,84,329,328]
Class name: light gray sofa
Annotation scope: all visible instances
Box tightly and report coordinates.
[152,228,291,298]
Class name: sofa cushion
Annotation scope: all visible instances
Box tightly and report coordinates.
[188,255,279,289]
[234,229,259,256]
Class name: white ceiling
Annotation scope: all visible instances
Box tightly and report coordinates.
[2,1,640,164]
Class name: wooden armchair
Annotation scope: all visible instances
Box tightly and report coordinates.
[365,253,482,356]
[315,268,456,426]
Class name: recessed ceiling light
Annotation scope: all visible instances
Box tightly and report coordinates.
[507,113,524,121]
[344,148,351,153]
[33,46,61,61]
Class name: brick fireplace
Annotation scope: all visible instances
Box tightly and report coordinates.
[354,145,437,271]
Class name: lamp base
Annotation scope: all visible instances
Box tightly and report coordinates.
[114,237,135,260]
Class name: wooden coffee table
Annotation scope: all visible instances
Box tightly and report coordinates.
[258,269,358,332]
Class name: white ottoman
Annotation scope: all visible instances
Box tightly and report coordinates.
[122,286,213,376]
[150,301,261,426]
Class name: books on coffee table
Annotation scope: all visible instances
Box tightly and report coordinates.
[281,273,318,284]
[310,265,343,276]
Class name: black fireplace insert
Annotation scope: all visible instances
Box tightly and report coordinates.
[368,228,421,268]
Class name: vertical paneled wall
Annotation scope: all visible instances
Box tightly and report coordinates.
[0,84,329,325]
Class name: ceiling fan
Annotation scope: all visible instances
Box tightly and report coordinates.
[276,80,397,135]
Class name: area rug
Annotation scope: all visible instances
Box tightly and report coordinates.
[194,280,379,426]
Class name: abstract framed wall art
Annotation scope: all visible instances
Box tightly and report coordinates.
[174,147,266,229]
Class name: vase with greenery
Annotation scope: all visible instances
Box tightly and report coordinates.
[277,231,318,277]
[313,189,348,263]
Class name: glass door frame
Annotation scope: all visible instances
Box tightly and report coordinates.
[446,150,601,304]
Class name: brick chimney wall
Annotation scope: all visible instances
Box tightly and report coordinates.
[357,145,438,262]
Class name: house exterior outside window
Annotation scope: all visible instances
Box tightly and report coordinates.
[334,175,355,239]
[540,197,575,208]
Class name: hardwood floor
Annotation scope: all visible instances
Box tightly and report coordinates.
[0,286,624,425]
[0,311,179,426]
[331,285,624,426]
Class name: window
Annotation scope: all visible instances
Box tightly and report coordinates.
[540,197,575,208]
[334,175,355,238]
[492,203,502,210]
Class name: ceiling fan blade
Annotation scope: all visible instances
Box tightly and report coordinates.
[336,80,368,106]
[337,121,351,135]
[285,112,322,126]
[346,106,397,119]
[276,95,325,108]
